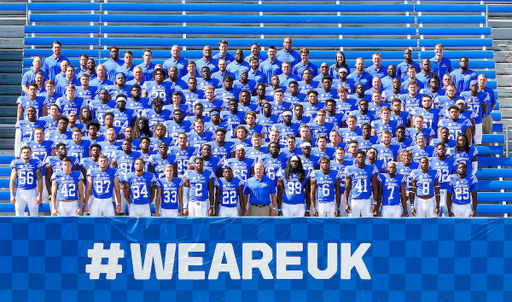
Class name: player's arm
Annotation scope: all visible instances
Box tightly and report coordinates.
[177,187,184,216]
[149,183,157,205]
[154,186,161,216]
[304,178,311,217]
[400,182,407,217]
[482,102,488,118]
[344,175,352,213]
[434,179,440,214]
[110,159,117,168]
[208,178,215,216]
[237,186,244,214]
[84,176,93,209]
[409,178,417,216]
[335,179,341,217]
[45,166,53,197]
[9,168,17,204]
[182,178,189,217]
[41,104,48,117]
[371,174,378,204]
[470,189,478,217]
[375,181,383,211]
[271,191,277,216]
[16,104,23,121]
[36,167,43,204]
[215,166,223,178]
[81,166,87,181]
[173,162,178,178]
[114,176,123,213]
[465,126,472,144]
[310,178,317,215]
[123,183,130,204]
[214,185,221,213]
[77,180,84,216]
[276,178,284,214]
[51,180,58,215]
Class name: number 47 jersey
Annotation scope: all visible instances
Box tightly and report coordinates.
[344,165,379,199]
[87,167,118,199]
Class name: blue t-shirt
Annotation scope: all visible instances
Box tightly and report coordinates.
[243,175,277,205]
[53,171,83,202]
[377,173,406,206]
[344,164,378,199]
[157,177,183,210]
[124,172,158,205]
[216,177,244,208]
[447,174,478,206]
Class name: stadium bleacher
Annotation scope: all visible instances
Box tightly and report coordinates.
[2,1,509,217]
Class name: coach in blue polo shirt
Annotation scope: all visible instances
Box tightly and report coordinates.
[243,162,277,216]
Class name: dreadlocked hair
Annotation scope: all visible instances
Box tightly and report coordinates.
[284,156,306,183]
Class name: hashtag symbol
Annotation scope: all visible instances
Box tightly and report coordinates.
[85,243,124,280]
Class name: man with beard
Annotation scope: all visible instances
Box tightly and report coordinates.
[209,128,236,163]
[447,162,478,217]
[272,110,300,146]
[85,155,122,216]
[347,57,373,90]
[10,146,44,216]
[215,166,244,217]
[165,66,188,90]
[142,68,174,103]
[123,158,158,217]
[260,142,288,185]
[197,66,221,90]
[450,57,477,93]
[347,99,378,128]
[142,98,172,132]
[310,156,343,217]
[224,144,255,182]
[397,48,420,80]
[277,156,310,217]
[376,161,407,217]
[344,151,379,217]
[381,65,400,91]
[298,140,321,175]
[227,49,250,80]
[247,56,267,85]
[429,143,457,217]
[416,59,434,87]
[410,157,441,218]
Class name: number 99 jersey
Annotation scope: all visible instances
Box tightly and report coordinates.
[279,171,310,205]
[447,174,478,206]
[345,165,379,199]
[216,177,243,208]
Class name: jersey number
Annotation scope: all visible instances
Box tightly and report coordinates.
[18,171,34,186]
[133,185,149,199]
[222,191,238,205]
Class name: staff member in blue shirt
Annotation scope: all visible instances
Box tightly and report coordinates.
[243,162,277,216]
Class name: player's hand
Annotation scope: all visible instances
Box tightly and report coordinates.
[411,208,417,216]
[36,196,42,205]
[207,208,214,216]
[116,204,122,214]
[345,204,351,214]
[76,208,83,216]
[182,208,189,217]
[48,195,52,202]
[371,204,377,213]
[51,209,59,216]
[374,211,381,217]
[270,208,276,216]
[313,209,318,217]
[469,211,476,217]
[244,209,249,216]
[434,207,440,215]
[401,211,407,217]
[305,211,310,217]
[155,211,161,217]
[277,209,282,216]
[10,196,15,205]
[83,204,89,213]
[448,211,455,217]
[334,209,340,217]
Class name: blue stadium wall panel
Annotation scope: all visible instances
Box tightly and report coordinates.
[0,217,511,302]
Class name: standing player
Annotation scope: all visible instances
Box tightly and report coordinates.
[410,157,441,218]
[170,133,197,177]
[376,161,407,217]
[447,162,478,217]
[123,158,158,217]
[155,164,183,217]
[85,155,122,216]
[215,166,244,217]
[310,156,343,217]
[344,151,379,217]
[51,157,84,216]
[10,146,44,216]
[429,143,457,217]
[223,145,255,182]
[183,157,216,217]
[277,156,310,217]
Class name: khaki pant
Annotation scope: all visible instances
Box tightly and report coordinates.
[482,114,493,135]
[248,203,270,216]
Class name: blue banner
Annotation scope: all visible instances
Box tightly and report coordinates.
[0,217,511,302]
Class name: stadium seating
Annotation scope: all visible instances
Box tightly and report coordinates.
[8,1,508,216]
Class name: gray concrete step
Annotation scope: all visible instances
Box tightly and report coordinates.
[0,85,21,95]
[0,38,23,49]
[0,61,22,73]
[0,75,22,85]
[0,50,22,61]
[0,26,23,38]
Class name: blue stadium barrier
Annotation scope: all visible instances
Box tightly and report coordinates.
[101,38,417,48]
[29,14,101,23]
[0,155,14,165]
[478,192,512,202]
[419,39,493,48]
[100,26,416,36]
[417,15,486,24]
[0,4,26,11]
[488,6,512,13]
[101,14,416,24]
[476,145,504,155]
[492,112,501,121]
[479,180,512,190]
[418,27,491,36]
[0,167,10,177]
[102,3,416,13]
[23,49,100,58]
[478,204,512,214]
[25,25,101,34]
[493,124,503,133]
[28,3,100,10]
[420,50,494,59]
[476,169,512,178]
[481,134,504,144]
[415,4,486,13]
[478,157,512,167]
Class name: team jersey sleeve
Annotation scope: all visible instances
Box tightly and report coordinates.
[10,160,16,169]
[470,175,478,192]
[446,176,454,193]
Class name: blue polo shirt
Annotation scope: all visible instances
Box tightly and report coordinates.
[243,175,276,205]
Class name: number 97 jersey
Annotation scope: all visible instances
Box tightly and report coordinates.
[216,177,243,208]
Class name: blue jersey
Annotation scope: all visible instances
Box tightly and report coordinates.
[411,107,442,131]
[143,81,174,104]
[447,146,478,175]
[53,171,83,202]
[407,145,436,163]
[438,118,472,141]
[76,86,98,102]
[216,177,244,208]
[224,158,255,182]
[209,141,236,163]
[45,155,79,175]
[124,172,158,205]
[279,171,309,205]
[98,141,120,162]
[460,91,488,124]
[81,157,100,173]
[311,147,336,160]
[186,169,215,202]
[66,140,91,163]
[411,169,440,197]
[371,119,398,138]
[260,154,288,185]
[373,144,401,164]
[429,157,457,190]
[170,146,197,177]
[114,150,141,179]
[377,173,406,206]
[339,128,362,142]
[389,111,411,127]
[395,161,419,192]
[42,54,69,81]
[309,122,337,140]
[366,64,388,78]
[11,158,43,190]
[356,136,379,152]
[312,170,342,204]
[245,146,268,161]
[256,114,279,134]
[298,155,321,175]
[348,110,378,128]
[16,96,46,120]
[347,71,373,90]
[447,174,478,206]
[187,131,215,149]
[24,140,53,166]
[89,99,117,125]
[16,120,48,143]
[345,164,378,199]
[149,154,176,179]
[126,97,152,117]
[406,127,436,145]
[450,68,478,93]
[87,167,118,199]
[297,80,320,94]
[110,108,137,129]
[272,123,300,146]
[45,130,73,148]
[400,93,424,113]
[397,60,421,80]
[142,109,173,132]
[157,177,183,210]
[227,61,251,80]
[55,96,86,117]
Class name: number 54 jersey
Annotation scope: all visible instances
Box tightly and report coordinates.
[344,165,379,199]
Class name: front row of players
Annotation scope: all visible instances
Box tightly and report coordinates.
[10,145,477,218]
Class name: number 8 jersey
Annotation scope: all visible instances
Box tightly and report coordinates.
[410,169,440,197]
